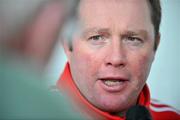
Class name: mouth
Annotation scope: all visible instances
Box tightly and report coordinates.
[98,77,129,92]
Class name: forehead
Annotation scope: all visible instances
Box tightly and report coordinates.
[77,0,153,35]
[79,0,151,15]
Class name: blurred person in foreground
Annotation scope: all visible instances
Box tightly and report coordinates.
[57,0,180,120]
[0,0,83,119]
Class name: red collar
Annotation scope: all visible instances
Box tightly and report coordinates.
[57,63,151,120]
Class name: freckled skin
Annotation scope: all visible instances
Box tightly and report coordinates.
[64,0,158,115]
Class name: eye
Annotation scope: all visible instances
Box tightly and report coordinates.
[124,36,143,46]
[88,35,104,41]
[127,36,142,42]
[87,34,108,46]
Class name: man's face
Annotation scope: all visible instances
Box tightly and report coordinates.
[65,0,156,113]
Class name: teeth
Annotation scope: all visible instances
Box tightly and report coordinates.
[104,80,121,86]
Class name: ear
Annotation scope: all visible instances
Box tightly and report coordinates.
[62,38,72,61]
[154,32,161,52]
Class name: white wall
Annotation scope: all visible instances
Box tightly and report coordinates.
[47,0,180,110]
[147,0,180,110]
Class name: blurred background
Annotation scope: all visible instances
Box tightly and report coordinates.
[148,0,180,110]
[46,0,180,110]
[0,0,84,119]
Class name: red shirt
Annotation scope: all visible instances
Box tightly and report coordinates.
[57,63,180,120]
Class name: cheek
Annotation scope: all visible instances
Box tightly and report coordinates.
[129,52,154,83]
[69,46,101,86]
[73,46,107,76]
[72,51,96,74]
[69,50,94,95]
[69,45,107,99]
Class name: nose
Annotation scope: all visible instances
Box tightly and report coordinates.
[105,39,127,68]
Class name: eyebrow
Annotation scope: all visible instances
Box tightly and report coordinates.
[81,27,110,37]
[124,30,148,35]
[81,27,149,39]
[121,29,149,39]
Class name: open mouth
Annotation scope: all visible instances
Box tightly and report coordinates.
[98,78,129,92]
[103,79,125,86]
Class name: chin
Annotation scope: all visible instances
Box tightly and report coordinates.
[97,102,127,113]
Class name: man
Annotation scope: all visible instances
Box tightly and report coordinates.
[57,0,180,120]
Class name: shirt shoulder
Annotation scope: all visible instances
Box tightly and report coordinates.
[150,99,180,120]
